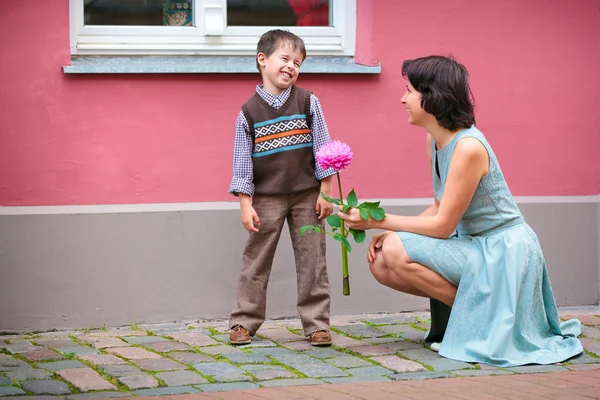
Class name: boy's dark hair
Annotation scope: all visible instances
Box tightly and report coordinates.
[401,55,475,131]
[256,29,307,71]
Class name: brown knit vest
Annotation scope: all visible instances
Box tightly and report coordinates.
[242,86,319,196]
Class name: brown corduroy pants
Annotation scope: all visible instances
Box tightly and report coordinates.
[229,188,331,336]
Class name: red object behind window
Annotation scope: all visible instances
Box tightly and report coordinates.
[286,0,329,26]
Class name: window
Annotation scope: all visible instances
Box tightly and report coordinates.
[70,0,356,56]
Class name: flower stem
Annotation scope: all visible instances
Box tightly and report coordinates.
[336,172,350,296]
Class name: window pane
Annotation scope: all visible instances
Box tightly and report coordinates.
[227,0,331,27]
[84,0,194,26]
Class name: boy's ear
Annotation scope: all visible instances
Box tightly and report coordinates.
[257,52,267,69]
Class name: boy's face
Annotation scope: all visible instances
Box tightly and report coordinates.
[257,41,304,95]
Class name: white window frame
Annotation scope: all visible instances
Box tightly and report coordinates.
[70,0,356,56]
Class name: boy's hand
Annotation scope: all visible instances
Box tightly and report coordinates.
[315,195,333,220]
[241,204,260,232]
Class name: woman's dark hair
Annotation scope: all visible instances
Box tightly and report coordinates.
[401,55,475,131]
[256,29,306,71]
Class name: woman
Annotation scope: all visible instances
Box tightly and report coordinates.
[339,55,582,367]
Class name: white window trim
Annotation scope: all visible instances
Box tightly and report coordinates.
[70,0,356,56]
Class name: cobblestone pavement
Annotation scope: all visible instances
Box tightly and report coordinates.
[0,308,599,398]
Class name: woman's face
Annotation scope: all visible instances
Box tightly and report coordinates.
[401,81,428,127]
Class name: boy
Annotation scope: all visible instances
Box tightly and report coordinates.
[228,29,335,346]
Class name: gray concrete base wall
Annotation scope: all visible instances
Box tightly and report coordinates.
[1,199,598,332]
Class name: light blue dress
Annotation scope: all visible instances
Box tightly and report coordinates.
[398,126,583,367]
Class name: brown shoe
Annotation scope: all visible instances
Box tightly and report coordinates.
[310,330,332,346]
[229,325,251,345]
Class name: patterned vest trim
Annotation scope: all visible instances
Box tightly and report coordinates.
[242,86,319,196]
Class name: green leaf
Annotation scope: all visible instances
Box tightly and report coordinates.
[358,201,381,210]
[359,208,370,221]
[320,192,341,206]
[326,214,342,228]
[342,204,353,213]
[299,225,320,238]
[349,229,366,243]
[346,189,358,207]
[368,208,386,221]
[340,237,352,252]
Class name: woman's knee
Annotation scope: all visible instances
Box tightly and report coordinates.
[381,234,412,274]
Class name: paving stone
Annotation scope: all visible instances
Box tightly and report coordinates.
[20,379,71,395]
[333,324,387,338]
[582,326,600,339]
[381,341,424,352]
[0,376,10,385]
[424,358,475,371]
[567,315,600,326]
[80,337,128,349]
[451,369,513,377]
[107,347,161,359]
[210,334,232,344]
[365,337,409,345]
[82,330,146,338]
[192,362,250,383]
[566,363,600,371]
[350,345,396,356]
[564,351,599,365]
[195,382,259,392]
[361,314,422,325]
[244,367,296,381]
[280,341,313,351]
[259,378,323,388]
[396,330,427,343]
[301,348,345,359]
[237,339,277,349]
[133,358,186,371]
[118,375,158,389]
[0,386,26,396]
[329,333,364,348]
[57,368,116,392]
[293,363,348,378]
[37,360,86,372]
[389,371,450,380]
[346,366,395,376]
[249,347,297,357]
[370,356,427,373]
[5,341,39,354]
[5,368,52,381]
[398,348,443,362]
[58,347,98,356]
[257,328,305,343]
[377,324,426,336]
[0,356,29,372]
[269,352,317,365]
[123,336,168,345]
[35,339,78,349]
[221,353,270,364]
[66,391,131,400]
[38,331,82,338]
[133,386,199,396]
[144,341,191,352]
[195,345,242,355]
[167,352,214,364]
[477,363,502,370]
[168,333,219,347]
[79,354,126,365]
[154,371,208,386]
[327,356,373,368]
[21,348,64,362]
[582,338,600,355]
[504,365,569,373]
[324,375,391,384]
[100,364,144,378]
[139,323,188,335]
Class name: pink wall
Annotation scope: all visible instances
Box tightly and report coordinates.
[1,0,599,206]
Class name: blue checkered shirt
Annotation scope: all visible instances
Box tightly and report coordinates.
[229,85,335,196]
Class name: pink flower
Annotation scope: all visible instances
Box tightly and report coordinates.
[316,141,353,172]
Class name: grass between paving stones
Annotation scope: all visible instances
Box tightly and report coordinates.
[584,350,600,359]
[407,323,428,332]
[329,327,364,340]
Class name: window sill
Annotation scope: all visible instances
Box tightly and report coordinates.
[63,56,381,74]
